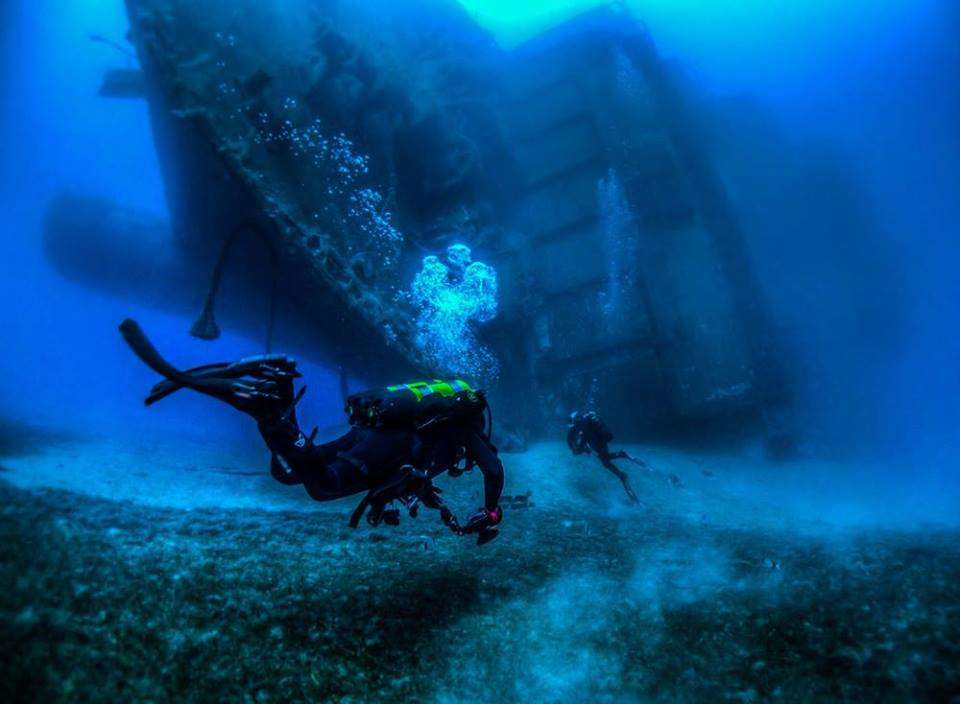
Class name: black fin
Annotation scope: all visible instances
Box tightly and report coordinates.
[476,528,499,546]
[120,318,238,406]
[145,362,232,406]
[119,318,188,383]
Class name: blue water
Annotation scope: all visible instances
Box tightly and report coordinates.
[1,0,958,493]
[0,1,350,446]
[3,4,960,701]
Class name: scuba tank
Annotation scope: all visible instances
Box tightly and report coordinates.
[344,381,498,540]
[345,379,488,432]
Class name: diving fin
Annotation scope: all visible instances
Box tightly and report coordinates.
[120,318,194,387]
[119,318,289,413]
[145,361,233,405]
[476,527,499,546]
[119,318,237,406]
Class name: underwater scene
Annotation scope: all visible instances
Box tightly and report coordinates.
[1,0,959,701]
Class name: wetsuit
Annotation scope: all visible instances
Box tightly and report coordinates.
[260,406,504,511]
[567,411,639,503]
[118,318,504,538]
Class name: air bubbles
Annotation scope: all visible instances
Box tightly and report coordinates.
[251,118,401,265]
[214,31,237,47]
[403,244,499,382]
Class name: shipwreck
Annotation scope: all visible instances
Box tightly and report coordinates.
[45,0,789,439]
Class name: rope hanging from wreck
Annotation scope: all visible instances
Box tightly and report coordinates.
[189,222,279,353]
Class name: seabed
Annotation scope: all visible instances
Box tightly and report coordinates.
[2,434,958,702]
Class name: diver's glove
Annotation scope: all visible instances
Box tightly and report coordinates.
[461,506,503,545]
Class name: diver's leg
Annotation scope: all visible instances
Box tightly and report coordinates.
[300,458,370,502]
[619,473,640,504]
[336,429,414,480]
[276,427,421,504]
[122,318,373,502]
[609,449,649,469]
[258,417,371,501]
[598,452,639,504]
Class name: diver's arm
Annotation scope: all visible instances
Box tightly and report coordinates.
[460,432,504,544]
[567,426,586,455]
[599,455,626,478]
[466,431,504,511]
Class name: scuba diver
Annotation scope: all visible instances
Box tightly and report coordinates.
[567,410,643,504]
[119,319,504,545]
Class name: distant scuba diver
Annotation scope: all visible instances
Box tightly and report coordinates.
[567,410,643,504]
[119,319,504,545]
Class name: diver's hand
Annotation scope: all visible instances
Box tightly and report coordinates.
[461,506,502,545]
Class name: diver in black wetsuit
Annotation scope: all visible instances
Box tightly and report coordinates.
[567,410,642,504]
[119,319,504,544]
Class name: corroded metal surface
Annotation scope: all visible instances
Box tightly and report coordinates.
[125,0,512,377]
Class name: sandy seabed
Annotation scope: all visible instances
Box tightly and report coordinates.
[2,433,959,703]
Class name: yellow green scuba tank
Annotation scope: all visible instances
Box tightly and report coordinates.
[345,379,487,431]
